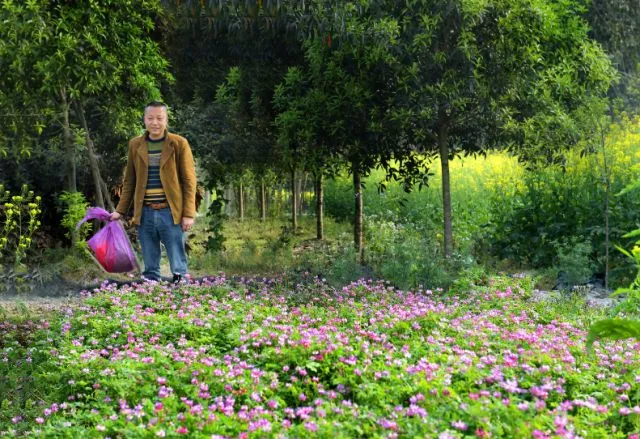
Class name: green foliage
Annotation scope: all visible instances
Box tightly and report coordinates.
[324,154,510,286]
[322,114,640,289]
[0,0,169,157]
[584,0,640,112]
[586,319,640,351]
[205,198,227,253]
[553,237,594,287]
[0,184,43,294]
[484,117,640,283]
[607,227,640,318]
[587,196,640,352]
[364,215,470,290]
[57,192,90,250]
[0,184,42,268]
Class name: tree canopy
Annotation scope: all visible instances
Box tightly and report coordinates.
[0,0,626,257]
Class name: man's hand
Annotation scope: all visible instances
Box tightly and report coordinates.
[110,211,122,221]
[182,217,195,232]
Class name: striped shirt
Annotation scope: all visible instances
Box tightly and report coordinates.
[144,137,167,205]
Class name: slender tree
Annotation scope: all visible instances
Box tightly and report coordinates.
[396,0,616,257]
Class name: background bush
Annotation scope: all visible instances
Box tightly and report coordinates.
[323,117,640,289]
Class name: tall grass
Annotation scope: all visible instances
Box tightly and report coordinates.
[189,216,352,278]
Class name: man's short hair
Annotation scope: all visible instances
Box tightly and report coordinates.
[144,101,168,113]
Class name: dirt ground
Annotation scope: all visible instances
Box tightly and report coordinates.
[0,275,620,316]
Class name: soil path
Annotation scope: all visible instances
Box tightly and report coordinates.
[0,275,620,314]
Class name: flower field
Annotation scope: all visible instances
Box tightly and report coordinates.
[1,276,639,438]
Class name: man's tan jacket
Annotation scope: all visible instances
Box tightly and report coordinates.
[116,130,197,225]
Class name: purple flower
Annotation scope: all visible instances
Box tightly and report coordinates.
[304,422,318,432]
[452,420,468,431]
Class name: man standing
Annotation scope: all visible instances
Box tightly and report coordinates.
[110,102,196,283]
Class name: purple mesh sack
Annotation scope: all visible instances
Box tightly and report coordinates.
[77,207,137,273]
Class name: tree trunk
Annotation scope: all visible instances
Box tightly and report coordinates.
[439,125,453,258]
[100,178,115,211]
[60,89,76,192]
[601,125,610,289]
[353,163,363,264]
[238,181,244,221]
[274,187,282,217]
[224,184,234,216]
[75,101,108,209]
[297,172,307,216]
[291,167,298,230]
[315,173,324,240]
[204,189,211,214]
[260,180,267,222]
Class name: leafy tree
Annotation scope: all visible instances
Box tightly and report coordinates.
[273,66,334,235]
[584,0,640,112]
[396,0,616,257]
[289,2,427,262]
[0,0,170,209]
[160,0,305,226]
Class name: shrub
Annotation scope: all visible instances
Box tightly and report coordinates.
[483,117,640,285]
[554,237,595,288]
[0,184,43,293]
[364,215,473,290]
[57,191,90,250]
[0,184,42,268]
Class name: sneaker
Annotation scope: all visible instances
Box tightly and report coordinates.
[172,274,183,284]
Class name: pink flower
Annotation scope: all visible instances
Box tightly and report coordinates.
[176,426,189,435]
[379,419,398,430]
[35,417,45,424]
[452,420,468,431]
[554,415,568,429]
[532,430,550,439]
[304,422,318,432]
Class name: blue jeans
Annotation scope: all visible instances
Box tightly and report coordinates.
[138,206,187,281]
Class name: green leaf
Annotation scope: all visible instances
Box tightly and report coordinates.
[622,229,640,239]
[586,319,640,351]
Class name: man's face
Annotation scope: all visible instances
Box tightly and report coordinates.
[144,106,168,139]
